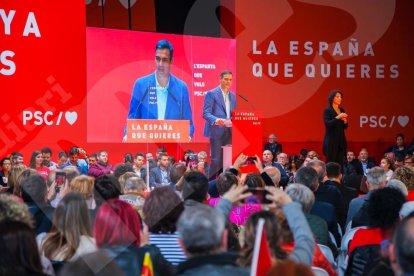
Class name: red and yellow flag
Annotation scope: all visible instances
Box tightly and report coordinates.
[141,252,154,276]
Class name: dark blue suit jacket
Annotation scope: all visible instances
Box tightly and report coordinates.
[127,72,194,136]
[149,166,170,188]
[203,87,236,139]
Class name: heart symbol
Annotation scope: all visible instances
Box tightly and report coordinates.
[65,112,78,125]
[398,116,409,127]
[118,0,137,9]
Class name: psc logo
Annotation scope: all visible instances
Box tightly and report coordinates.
[22,111,78,126]
[359,115,409,128]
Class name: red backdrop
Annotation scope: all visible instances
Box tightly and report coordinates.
[1,0,413,165]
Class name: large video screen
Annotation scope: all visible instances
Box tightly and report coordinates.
[87,28,236,143]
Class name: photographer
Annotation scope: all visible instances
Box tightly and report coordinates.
[196,151,210,177]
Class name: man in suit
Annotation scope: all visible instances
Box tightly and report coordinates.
[203,70,236,179]
[149,153,170,188]
[356,147,376,175]
[124,40,194,140]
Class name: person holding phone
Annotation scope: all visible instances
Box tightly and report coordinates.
[209,172,263,226]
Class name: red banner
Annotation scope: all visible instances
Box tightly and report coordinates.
[127,119,190,143]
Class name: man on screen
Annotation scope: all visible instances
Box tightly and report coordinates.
[124,40,194,141]
[203,70,236,180]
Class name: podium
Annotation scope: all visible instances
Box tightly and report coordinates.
[231,110,263,173]
[126,119,189,143]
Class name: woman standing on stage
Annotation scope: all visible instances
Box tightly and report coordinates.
[323,89,348,167]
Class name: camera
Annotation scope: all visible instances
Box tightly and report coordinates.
[245,156,257,165]
[186,154,198,166]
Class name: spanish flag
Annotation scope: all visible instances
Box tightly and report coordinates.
[250,218,272,276]
[141,252,154,276]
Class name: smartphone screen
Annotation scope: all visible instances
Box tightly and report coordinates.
[244,188,271,204]
[55,172,66,186]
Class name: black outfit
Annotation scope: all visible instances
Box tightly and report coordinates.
[323,106,348,167]
[264,142,282,161]
[26,202,55,235]
[176,252,249,276]
[101,244,175,276]
[316,180,345,228]
[355,159,376,176]
[325,179,358,229]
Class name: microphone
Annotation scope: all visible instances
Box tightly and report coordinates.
[237,93,256,110]
[167,88,182,119]
[136,86,149,115]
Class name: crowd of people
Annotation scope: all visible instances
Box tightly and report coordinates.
[1,135,414,276]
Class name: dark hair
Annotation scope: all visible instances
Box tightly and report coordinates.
[299,148,308,157]
[295,167,319,191]
[326,162,342,178]
[224,166,241,177]
[11,152,23,163]
[217,172,238,196]
[396,133,405,140]
[157,152,169,161]
[393,214,414,273]
[29,150,42,169]
[58,151,68,159]
[0,220,44,275]
[220,70,233,78]
[69,146,79,156]
[170,163,186,184]
[244,172,265,189]
[182,172,209,202]
[41,147,52,155]
[113,164,134,179]
[381,157,396,171]
[143,186,184,233]
[367,187,405,229]
[1,157,10,167]
[288,155,303,172]
[155,40,173,60]
[89,153,97,159]
[123,153,134,164]
[328,89,343,106]
[134,152,144,159]
[21,175,47,203]
[94,175,121,206]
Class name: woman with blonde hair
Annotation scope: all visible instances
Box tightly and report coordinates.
[70,175,96,209]
[5,164,25,195]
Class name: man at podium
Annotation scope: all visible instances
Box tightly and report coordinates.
[203,70,236,179]
[124,40,194,141]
